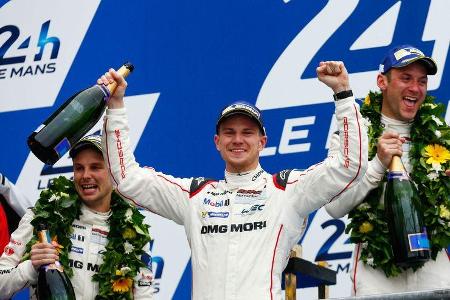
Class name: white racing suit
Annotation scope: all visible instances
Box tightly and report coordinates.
[325,115,450,296]
[0,204,154,300]
[103,96,367,300]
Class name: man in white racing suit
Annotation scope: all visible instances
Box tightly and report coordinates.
[0,135,153,299]
[325,45,450,295]
[100,61,367,299]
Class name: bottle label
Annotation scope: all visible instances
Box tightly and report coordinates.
[408,230,430,252]
[54,138,71,159]
[387,171,408,181]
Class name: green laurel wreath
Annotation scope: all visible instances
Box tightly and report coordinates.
[345,91,450,277]
[23,176,151,299]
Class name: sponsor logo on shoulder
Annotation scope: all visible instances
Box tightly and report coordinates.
[10,239,23,246]
[0,268,13,274]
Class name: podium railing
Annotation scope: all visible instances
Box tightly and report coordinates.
[282,245,337,299]
[332,288,450,300]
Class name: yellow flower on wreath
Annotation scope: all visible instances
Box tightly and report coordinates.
[359,221,373,233]
[112,277,133,293]
[122,227,137,239]
[440,204,450,220]
[423,144,450,165]
[364,94,371,106]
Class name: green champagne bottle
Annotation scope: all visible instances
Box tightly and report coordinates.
[384,156,430,268]
[36,224,76,300]
[27,63,134,165]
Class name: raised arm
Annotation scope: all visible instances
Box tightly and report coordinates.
[99,69,191,225]
[284,61,368,216]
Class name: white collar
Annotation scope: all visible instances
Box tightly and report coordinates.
[381,114,412,134]
[79,203,111,225]
[224,164,264,189]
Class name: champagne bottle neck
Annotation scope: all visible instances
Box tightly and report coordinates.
[38,228,52,244]
[388,155,405,172]
[105,63,133,94]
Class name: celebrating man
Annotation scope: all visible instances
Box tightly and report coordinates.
[100,61,367,299]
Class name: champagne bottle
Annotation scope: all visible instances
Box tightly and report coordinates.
[36,223,76,300]
[384,156,430,268]
[27,63,134,165]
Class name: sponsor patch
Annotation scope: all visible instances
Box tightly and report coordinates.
[10,239,23,246]
[73,224,86,230]
[91,228,108,245]
[201,211,229,218]
[234,189,266,204]
[200,221,267,234]
[138,280,152,287]
[71,246,84,254]
[239,204,265,216]
[3,246,14,256]
[203,198,229,207]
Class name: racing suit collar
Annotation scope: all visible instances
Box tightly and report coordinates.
[381,113,412,139]
[381,113,413,131]
[79,203,111,226]
[224,164,264,189]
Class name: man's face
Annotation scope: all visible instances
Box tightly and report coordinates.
[378,62,428,122]
[73,148,112,212]
[214,114,267,173]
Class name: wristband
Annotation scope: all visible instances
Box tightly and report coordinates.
[333,90,353,101]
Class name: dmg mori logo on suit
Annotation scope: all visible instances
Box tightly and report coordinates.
[0,0,100,112]
[200,221,267,234]
[68,259,100,272]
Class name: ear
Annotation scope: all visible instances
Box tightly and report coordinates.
[258,136,267,151]
[377,73,388,91]
[214,134,220,151]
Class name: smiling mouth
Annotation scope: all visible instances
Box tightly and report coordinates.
[403,96,417,108]
[231,149,245,153]
[81,184,97,191]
